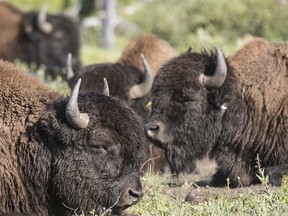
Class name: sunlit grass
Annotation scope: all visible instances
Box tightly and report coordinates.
[127,174,288,216]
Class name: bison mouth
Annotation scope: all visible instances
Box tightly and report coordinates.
[110,188,144,215]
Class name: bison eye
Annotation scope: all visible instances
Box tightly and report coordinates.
[179,95,200,104]
[53,30,65,40]
[90,144,108,154]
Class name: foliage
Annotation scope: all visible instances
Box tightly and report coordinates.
[10,0,68,12]
[128,172,288,216]
[122,0,288,54]
[256,154,270,187]
[70,171,288,216]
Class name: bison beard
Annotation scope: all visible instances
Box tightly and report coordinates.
[145,38,288,187]
[0,60,145,215]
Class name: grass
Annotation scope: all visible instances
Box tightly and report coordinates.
[127,173,288,216]
[63,171,288,216]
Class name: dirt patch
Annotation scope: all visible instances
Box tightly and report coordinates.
[160,179,280,205]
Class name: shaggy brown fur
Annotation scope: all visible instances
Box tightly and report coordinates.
[0,61,60,214]
[0,60,146,215]
[117,34,177,76]
[145,38,288,187]
[230,38,288,115]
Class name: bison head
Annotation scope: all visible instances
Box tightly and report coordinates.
[67,54,153,124]
[21,6,80,80]
[144,48,239,174]
[38,80,145,215]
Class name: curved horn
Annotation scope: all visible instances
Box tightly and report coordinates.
[103,77,109,96]
[66,79,89,129]
[128,53,153,99]
[66,53,74,80]
[202,47,227,90]
[38,5,53,33]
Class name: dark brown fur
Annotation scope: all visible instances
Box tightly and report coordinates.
[0,60,145,215]
[146,38,288,187]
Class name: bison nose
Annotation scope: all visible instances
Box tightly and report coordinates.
[128,188,144,203]
[145,123,159,131]
[117,187,143,209]
[144,122,160,137]
[144,121,171,148]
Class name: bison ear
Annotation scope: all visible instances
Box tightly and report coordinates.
[38,5,53,34]
[66,79,89,129]
[128,53,153,99]
[103,77,110,96]
[201,47,227,90]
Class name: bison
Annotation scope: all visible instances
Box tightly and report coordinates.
[67,34,177,173]
[145,38,288,187]
[67,53,153,123]
[117,34,177,76]
[0,2,80,80]
[0,60,145,215]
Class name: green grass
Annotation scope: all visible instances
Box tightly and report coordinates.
[73,173,288,216]
[127,174,288,216]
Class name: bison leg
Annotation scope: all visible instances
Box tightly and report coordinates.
[264,164,288,186]
[208,170,228,187]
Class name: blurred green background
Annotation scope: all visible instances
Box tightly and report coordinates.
[8,0,288,93]
[9,0,288,64]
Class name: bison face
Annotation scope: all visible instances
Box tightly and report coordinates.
[145,49,235,174]
[38,89,145,215]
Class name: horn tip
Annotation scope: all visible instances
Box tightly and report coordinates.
[75,78,82,88]
[214,46,221,54]
[140,53,146,61]
[67,53,72,63]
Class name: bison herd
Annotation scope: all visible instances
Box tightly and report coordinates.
[1,2,288,216]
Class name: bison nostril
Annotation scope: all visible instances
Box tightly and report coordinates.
[145,123,159,131]
[128,189,143,202]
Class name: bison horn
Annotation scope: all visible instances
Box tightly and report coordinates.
[38,5,53,34]
[128,53,153,99]
[66,53,74,80]
[66,79,89,129]
[103,77,109,96]
[202,47,227,90]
